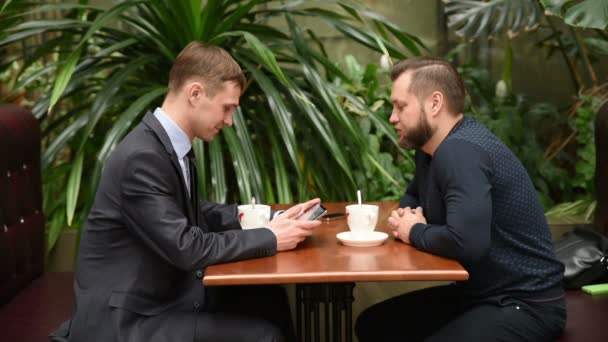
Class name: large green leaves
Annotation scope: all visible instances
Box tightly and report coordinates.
[541,0,608,30]
[444,0,608,41]
[1,0,420,251]
[443,0,541,39]
[49,1,142,112]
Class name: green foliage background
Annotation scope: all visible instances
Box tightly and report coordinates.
[0,0,423,252]
[1,0,607,252]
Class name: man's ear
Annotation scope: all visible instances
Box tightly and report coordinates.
[187,82,204,105]
[429,91,443,116]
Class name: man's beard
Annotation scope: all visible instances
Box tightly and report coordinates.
[398,108,436,150]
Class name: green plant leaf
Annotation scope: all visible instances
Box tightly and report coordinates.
[200,0,220,41]
[41,114,88,169]
[366,153,401,187]
[545,199,595,224]
[240,58,299,171]
[10,3,103,18]
[46,210,66,253]
[338,2,363,22]
[66,152,84,226]
[78,55,157,152]
[48,46,81,113]
[225,30,291,86]
[231,108,264,200]
[564,0,608,30]
[269,132,292,203]
[192,138,207,199]
[540,0,570,16]
[332,86,399,147]
[78,1,141,46]
[208,137,227,203]
[289,86,356,186]
[329,19,406,59]
[223,126,253,203]
[444,0,541,40]
[541,0,608,29]
[0,0,12,15]
[212,0,257,38]
[300,62,362,145]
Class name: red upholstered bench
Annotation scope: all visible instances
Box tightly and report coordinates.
[0,104,74,341]
[558,290,608,342]
[0,273,73,341]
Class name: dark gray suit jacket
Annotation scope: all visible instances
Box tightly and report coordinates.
[54,112,276,341]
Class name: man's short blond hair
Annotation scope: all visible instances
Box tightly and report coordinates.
[168,41,245,96]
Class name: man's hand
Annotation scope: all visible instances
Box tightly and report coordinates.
[281,198,321,220]
[388,206,427,244]
[268,198,322,252]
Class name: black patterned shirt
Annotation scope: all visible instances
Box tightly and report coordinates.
[402,116,564,299]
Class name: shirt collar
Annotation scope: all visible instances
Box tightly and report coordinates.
[153,107,192,159]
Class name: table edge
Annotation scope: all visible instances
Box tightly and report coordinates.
[204,270,469,286]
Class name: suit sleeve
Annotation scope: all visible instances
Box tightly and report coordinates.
[197,201,242,232]
[409,140,493,265]
[198,201,280,232]
[120,149,276,271]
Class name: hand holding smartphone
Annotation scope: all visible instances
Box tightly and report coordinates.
[298,203,327,221]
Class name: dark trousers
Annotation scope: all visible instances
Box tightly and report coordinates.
[355,284,566,342]
[197,285,296,342]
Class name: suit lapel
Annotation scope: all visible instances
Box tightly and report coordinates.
[187,151,200,228]
[173,153,196,224]
[142,112,196,224]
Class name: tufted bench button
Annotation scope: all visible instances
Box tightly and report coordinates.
[19,217,24,224]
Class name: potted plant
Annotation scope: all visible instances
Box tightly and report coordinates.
[0,0,425,264]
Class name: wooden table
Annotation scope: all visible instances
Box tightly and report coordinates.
[204,202,468,341]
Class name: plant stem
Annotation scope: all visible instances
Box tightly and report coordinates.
[571,26,598,88]
[546,130,576,161]
[546,15,582,92]
[502,37,512,96]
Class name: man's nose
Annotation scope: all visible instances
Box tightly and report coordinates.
[224,114,233,127]
[389,111,398,123]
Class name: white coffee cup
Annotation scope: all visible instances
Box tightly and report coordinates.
[238,204,271,229]
[346,204,379,239]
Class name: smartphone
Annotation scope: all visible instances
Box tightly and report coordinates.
[323,213,345,221]
[300,204,327,221]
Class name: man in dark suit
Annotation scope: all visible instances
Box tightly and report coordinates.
[51,41,321,342]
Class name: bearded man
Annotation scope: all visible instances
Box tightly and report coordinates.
[355,57,566,342]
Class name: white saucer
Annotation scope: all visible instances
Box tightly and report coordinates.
[336,231,389,247]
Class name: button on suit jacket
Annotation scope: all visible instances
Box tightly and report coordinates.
[58,112,276,342]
